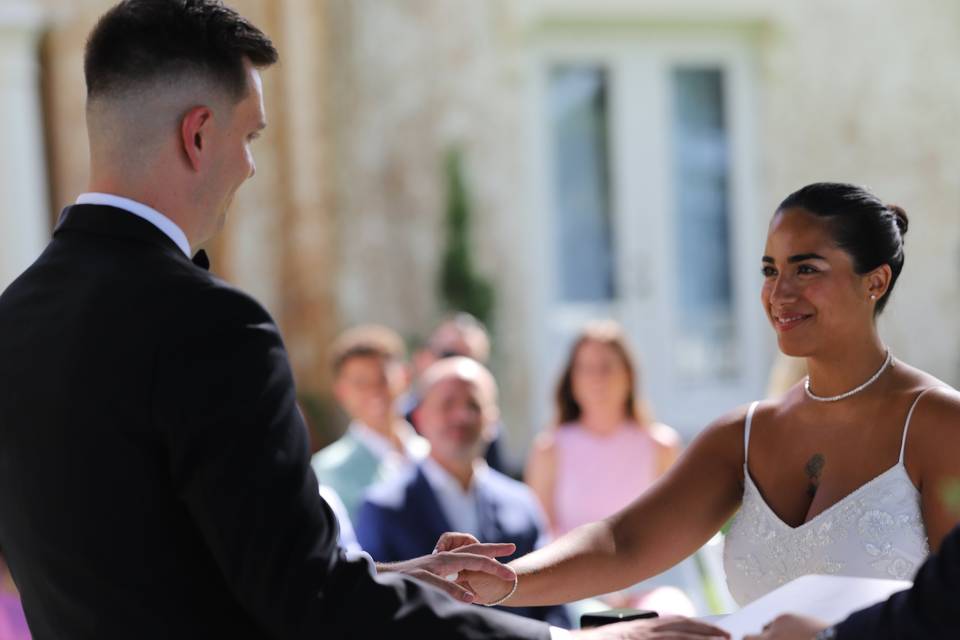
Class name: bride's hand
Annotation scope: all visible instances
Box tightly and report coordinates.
[433,532,518,605]
[455,567,516,605]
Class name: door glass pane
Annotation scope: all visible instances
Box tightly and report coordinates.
[548,65,616,302]
[671,67,737,379]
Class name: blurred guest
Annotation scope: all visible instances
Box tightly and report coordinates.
[357,357,570,628]
[416,312,492,371]
[525,320,691,614]
[525,320,681,536]
[405,312,516,477]
[311,325,428,521]
[0,552,29,640]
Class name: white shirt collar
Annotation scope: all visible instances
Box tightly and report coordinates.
[348,420,429,464]
[420,456,489,497]
[420,457,489,537]
[76,192,191,258]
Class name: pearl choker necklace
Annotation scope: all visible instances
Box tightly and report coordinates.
[803,350,893,402]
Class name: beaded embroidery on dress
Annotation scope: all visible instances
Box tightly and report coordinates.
[722,392,933,606]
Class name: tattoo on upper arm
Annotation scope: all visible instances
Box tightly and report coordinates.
[805,453,825,498]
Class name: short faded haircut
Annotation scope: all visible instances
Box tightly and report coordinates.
[84,0,278,103]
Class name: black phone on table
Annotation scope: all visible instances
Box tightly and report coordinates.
[580,608,659,628]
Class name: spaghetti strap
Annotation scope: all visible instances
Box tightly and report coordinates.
[744,401,760,465]
[899,387,940,464]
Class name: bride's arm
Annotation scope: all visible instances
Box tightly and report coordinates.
[911,387,960,551]
[467,407,749,607]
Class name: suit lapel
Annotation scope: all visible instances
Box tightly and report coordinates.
[409,468,454,545]
[474,478,505,545]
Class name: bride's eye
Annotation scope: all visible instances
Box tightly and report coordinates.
[761,266,777,277]
[797,264,819,275]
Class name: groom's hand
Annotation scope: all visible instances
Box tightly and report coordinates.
[743,614,827,640]
[572,616,730,639]
[376,532,517,603]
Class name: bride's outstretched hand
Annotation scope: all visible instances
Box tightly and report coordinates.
[454,567,516,605]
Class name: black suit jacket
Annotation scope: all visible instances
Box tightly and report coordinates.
[0,204,549,640]
[835,521,960,639]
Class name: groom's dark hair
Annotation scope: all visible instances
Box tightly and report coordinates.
[84,0,278,103]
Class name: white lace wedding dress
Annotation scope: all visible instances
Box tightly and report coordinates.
[722,393,933,605]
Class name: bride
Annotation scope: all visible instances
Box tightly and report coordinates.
[453,182,960,610]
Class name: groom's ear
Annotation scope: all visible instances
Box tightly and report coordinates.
[180,106,213,172]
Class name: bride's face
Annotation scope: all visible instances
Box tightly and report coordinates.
[761,208,876,357]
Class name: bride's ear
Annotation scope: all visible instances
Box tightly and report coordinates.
[864,264,892,303]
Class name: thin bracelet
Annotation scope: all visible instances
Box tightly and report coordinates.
[482,573,518,607]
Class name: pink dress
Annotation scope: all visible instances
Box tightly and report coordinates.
[551,422,695,616]
[552,422,659,537]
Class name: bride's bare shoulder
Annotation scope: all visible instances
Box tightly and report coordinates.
[905,383,960,444]
[690,401,764,464]
[888,361,960,427]
[691,392,804,464]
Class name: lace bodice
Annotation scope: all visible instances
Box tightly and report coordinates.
[723,395,932,605]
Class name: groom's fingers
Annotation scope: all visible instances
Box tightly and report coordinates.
[433,531,481,553]
[432,533,516,562]
[409,570,476,603]
[445,541,516,559]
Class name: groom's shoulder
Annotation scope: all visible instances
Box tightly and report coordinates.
[163,269,277,334]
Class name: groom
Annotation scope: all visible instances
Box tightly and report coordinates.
[0,2,729,640]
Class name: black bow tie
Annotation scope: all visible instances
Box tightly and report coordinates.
[192,250,210,271]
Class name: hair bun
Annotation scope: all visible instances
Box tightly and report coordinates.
[888,204,909,237]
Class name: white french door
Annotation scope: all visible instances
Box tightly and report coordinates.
[525,32,772,438]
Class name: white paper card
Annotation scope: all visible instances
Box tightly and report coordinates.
[716,574,910,639]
